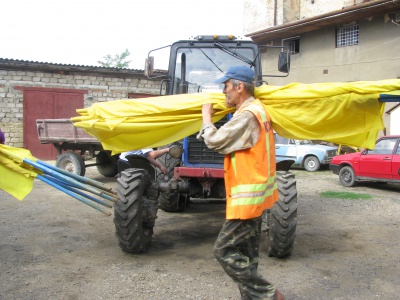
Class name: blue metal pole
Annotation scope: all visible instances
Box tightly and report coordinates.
[37,174,111,216]
[43,175,113,208]
[36,160,115,194]
[24,158,118,202]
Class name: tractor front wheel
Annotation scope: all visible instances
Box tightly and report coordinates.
[262,171,298,258]
[114,169,156,253]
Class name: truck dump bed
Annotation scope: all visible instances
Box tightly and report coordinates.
[36,119,98,144]
[36,119,118,177]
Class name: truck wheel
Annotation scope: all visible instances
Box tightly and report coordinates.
[96,150,118,177]
[339,166,356,187]
[56,151,85,176]
[304,156,320,172]
[262,171,297,258]
[114,169,154,253]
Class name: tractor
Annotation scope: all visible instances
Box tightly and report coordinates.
[113,35,298,258]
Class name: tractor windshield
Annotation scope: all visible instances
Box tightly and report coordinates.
[172,46,256,94]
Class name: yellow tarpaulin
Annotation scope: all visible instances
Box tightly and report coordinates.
[1,80,399,202]
[72,79,400,154]
[0,144,38,200]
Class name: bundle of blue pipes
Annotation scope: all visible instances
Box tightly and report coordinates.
[0,144,117,216]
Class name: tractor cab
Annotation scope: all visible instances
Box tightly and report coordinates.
[145,35,290,95]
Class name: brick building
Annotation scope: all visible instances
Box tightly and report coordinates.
[0,58,162,158]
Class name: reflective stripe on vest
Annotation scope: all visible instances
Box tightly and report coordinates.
[231,176,277,206]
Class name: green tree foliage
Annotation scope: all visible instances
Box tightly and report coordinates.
[98,49,131,68]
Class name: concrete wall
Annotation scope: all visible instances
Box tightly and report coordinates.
[244,0,376,34]
[0,67,162,147]
[244,0,341,34]
[260,15,400,85]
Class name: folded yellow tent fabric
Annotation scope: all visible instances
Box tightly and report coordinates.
[0,144,38,200]
[71,79,400,155]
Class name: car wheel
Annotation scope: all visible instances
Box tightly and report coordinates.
[339,166,356,187]
[304,156,320,172]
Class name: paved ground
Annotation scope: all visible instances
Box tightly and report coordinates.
[1,166,399,299]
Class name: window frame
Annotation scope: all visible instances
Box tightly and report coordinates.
[336,24,359,48]
[282,37,300,55]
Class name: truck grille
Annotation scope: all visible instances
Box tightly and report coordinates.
[187,136,225,164]
[187,116,228,165]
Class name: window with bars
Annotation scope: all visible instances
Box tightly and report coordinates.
[282,37,300,54]
[336,24,359,47]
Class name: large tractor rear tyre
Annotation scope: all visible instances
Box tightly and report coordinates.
[158,191,188,212]
[156,144,188,212]
[262,171,298,258]
[114,169,155,253]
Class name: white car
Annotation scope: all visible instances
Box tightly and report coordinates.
[275,134,338,172]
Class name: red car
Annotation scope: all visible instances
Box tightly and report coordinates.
[329,135,400,187]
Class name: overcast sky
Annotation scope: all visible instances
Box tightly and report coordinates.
[2,0,246,69]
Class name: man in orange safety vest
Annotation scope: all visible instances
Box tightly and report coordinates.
[198,66,284,300]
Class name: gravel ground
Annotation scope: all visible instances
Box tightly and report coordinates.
[1,166,399,300]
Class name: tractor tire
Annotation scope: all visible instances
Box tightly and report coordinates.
[114,169,154,253]
[304,155,320,172]
[262,171,297,258]
[339,166,356,187]
[56,151,85,176]
[156,144,188,212]
[96,150,118,177]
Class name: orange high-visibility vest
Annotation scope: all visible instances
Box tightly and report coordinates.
[224,99,278,220]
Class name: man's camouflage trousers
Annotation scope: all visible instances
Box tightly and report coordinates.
[214,216,276,300]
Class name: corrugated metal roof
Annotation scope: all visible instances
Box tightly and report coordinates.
[0,57,142,72]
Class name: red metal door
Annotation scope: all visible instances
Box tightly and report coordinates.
[18,87,87,160]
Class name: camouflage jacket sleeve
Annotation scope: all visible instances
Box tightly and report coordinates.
[197,110,261,155]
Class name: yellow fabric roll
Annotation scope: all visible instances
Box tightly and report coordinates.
[1,80,399,201]
[71,79,400,155]
[0,144,38,200]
